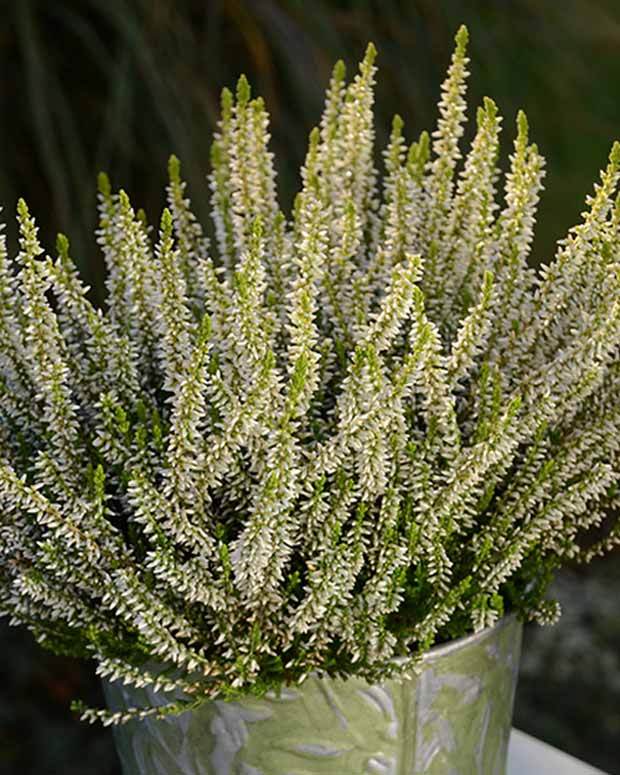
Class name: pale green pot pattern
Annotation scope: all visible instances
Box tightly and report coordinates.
[103,615,522,775]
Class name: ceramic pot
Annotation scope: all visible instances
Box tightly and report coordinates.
[103,614,522,775]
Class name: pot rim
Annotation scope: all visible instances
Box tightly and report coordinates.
[421,612,519,663]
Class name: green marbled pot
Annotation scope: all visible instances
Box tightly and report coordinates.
[103,615,522,775]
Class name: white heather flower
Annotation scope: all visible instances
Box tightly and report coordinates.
[0,28,619,723]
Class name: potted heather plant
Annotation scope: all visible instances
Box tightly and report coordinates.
[2,24,619,774]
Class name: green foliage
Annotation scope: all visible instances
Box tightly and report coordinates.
[1,27,619,724]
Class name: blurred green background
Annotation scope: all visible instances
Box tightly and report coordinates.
[1,0,620,772]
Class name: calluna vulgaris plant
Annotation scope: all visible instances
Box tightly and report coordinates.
[1,26,619,725]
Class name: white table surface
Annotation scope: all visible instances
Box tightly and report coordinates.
[508,729,608,774]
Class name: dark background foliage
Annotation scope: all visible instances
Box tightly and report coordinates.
[1,1,619,772]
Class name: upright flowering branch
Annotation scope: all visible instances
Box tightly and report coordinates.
[421,25,470,309]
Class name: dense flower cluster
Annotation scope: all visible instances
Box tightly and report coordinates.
[1,26,619,723]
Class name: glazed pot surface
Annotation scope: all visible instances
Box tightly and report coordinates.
[104,615,522,775]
